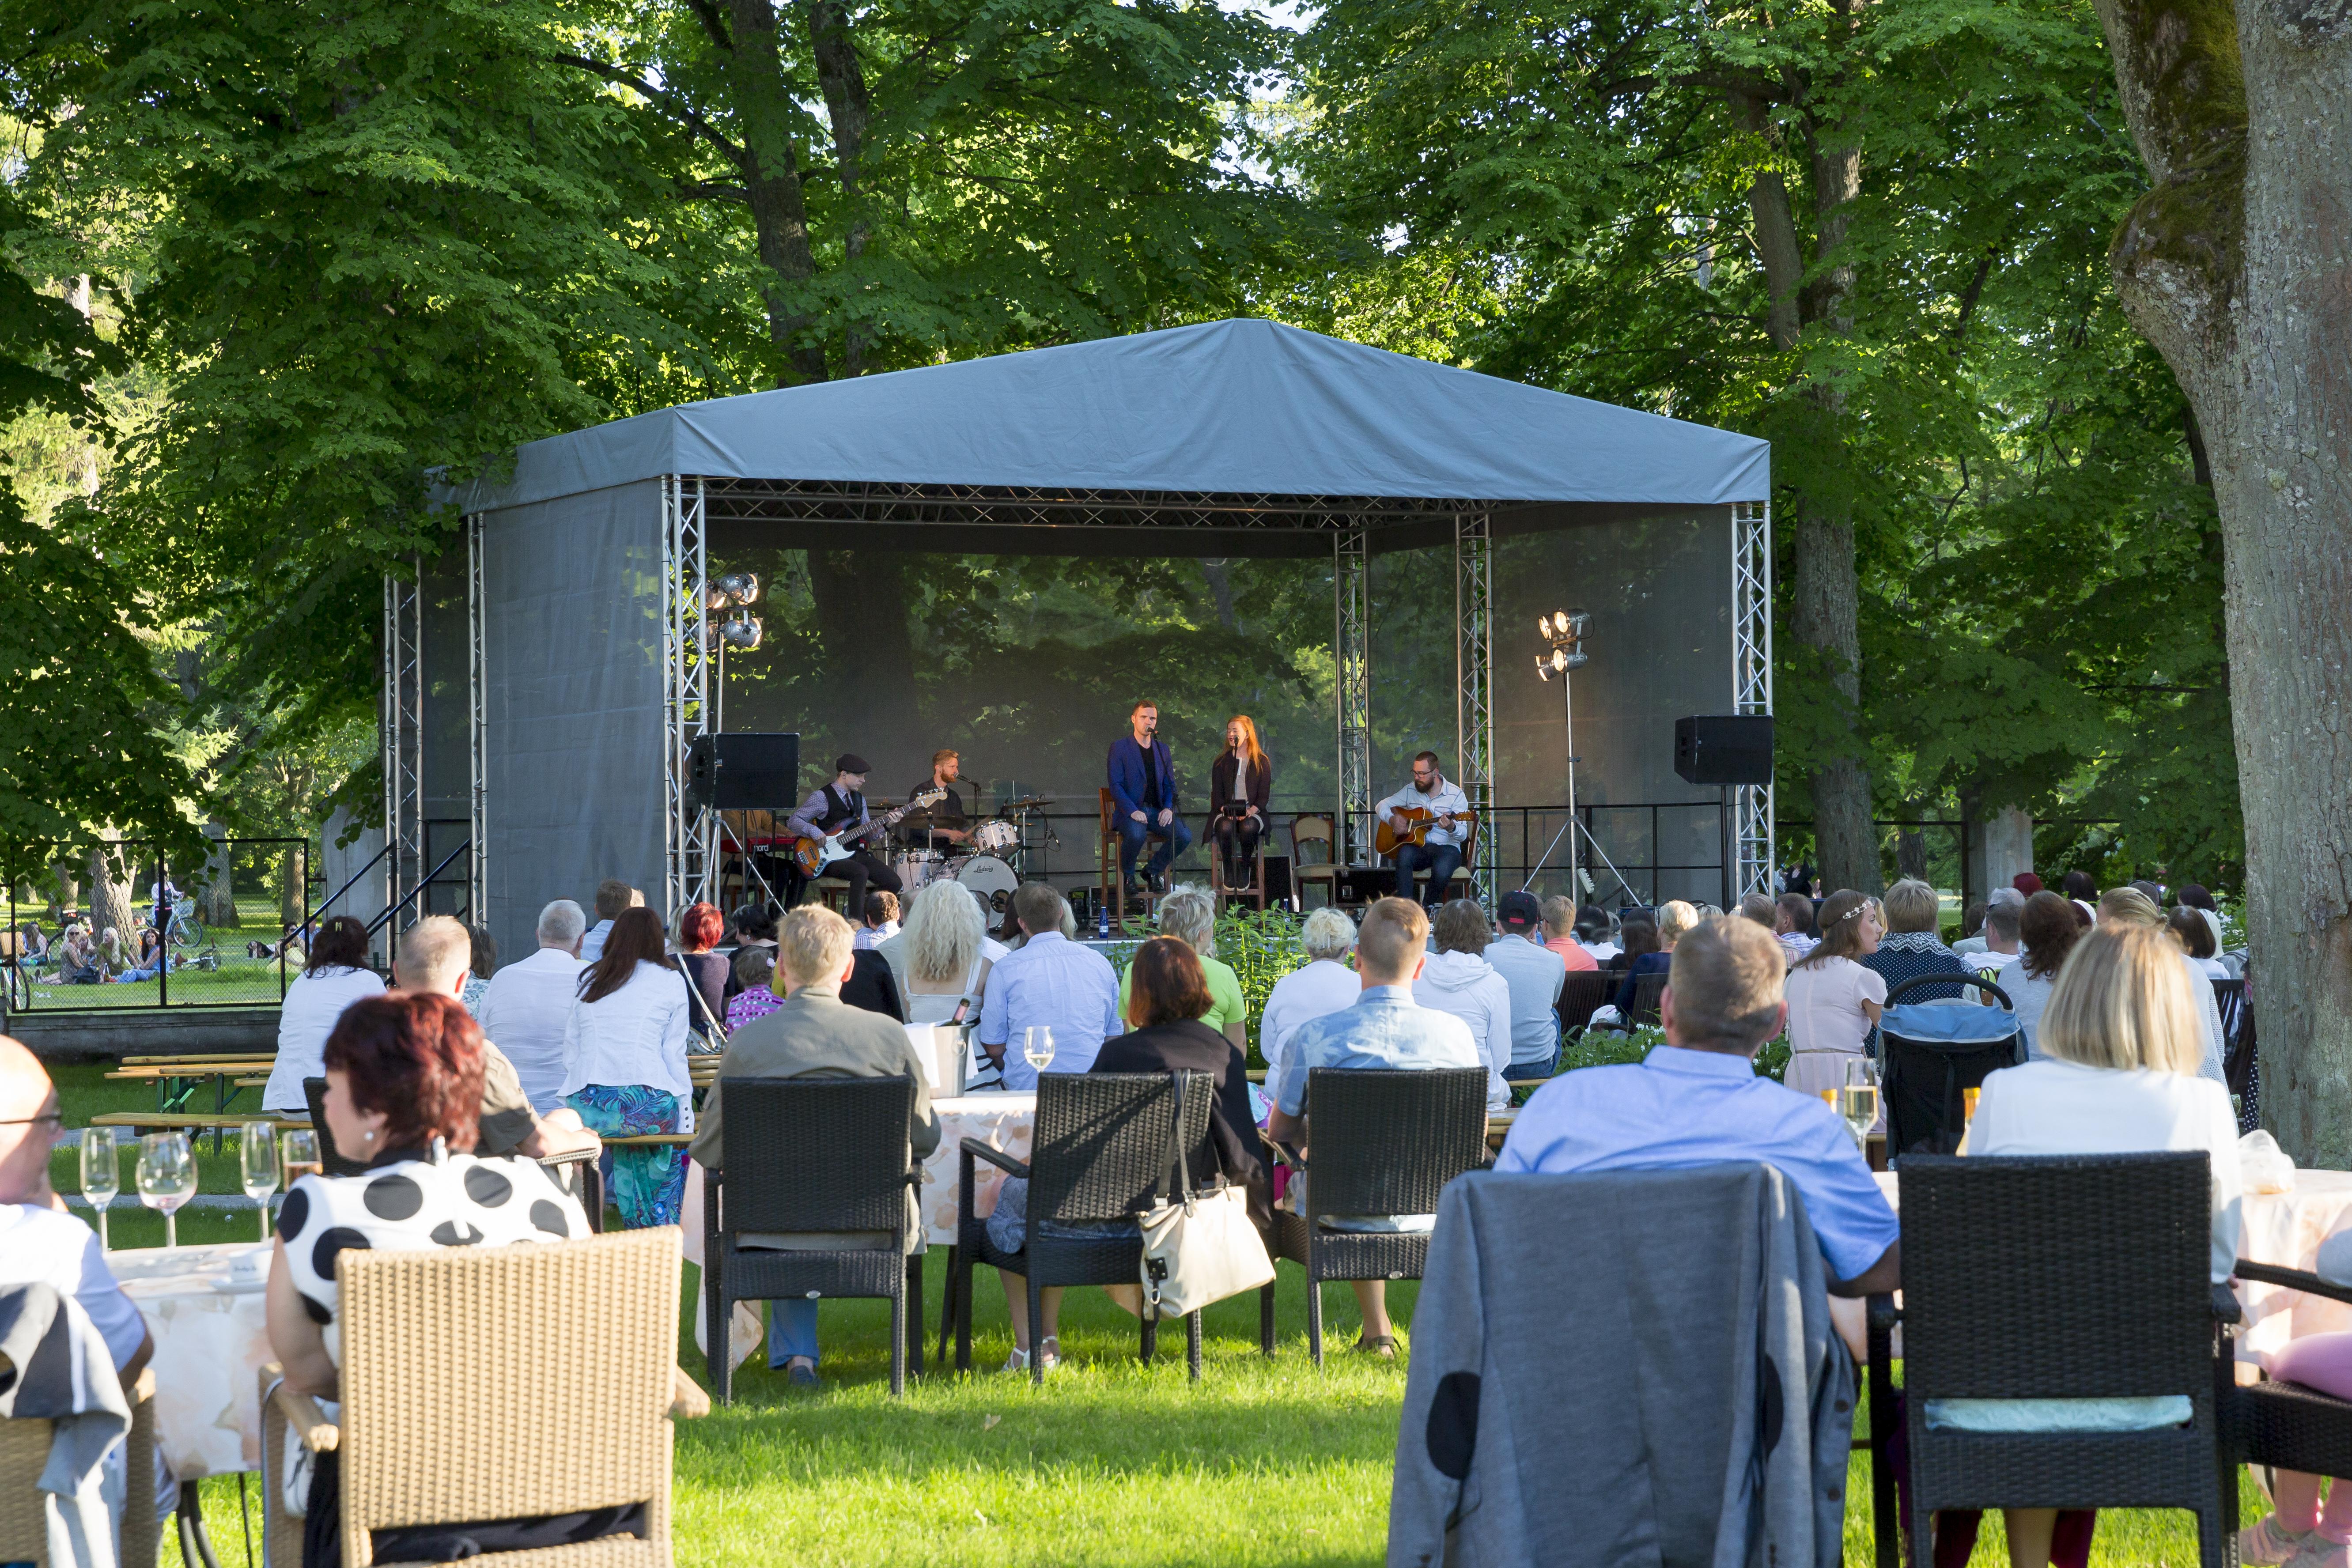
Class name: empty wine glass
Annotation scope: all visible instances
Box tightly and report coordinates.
[1023,1026,1056,1076]
[136,1131,197,1248]
[80,1129,118,1251]
[241,1121,280,1243]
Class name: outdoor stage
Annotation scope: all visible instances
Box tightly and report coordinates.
[360,320,1774,960]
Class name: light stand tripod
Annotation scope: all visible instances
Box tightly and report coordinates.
[1523,609,1637,905]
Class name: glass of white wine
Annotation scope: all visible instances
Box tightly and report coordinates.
[241,1121,281,1243]
[282,1130,322,1187]
[1840,1058,1882,1151]
[137,1131,198,1249]
[1023,1026,1056,1077]
[80,1129,118,1251]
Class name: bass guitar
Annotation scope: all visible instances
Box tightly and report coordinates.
[792,788,947,877]
[1374,805,1477,858]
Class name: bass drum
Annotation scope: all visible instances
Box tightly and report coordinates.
[892,849,947,894]
[954,854,1020,913]
[971,818,1020,855]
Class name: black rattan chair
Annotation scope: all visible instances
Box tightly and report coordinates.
[953,1072,1220,1385]
[1866,1153,2239,1568]
[703,1075,924,1401]
[2216,979,2259,1133]
[2224,1260,2352,1500]
[1557,969,1614,1036]
[1273,1066,1489,1366]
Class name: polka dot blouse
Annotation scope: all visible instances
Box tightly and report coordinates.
[276,1144,591,1364]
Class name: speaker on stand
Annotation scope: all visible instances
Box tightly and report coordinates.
[1675,716,1774,909]
[687,733,801,911]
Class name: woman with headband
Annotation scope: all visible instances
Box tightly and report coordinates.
[1783,889,1887,1101]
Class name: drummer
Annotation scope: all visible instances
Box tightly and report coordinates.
[904,749,973,850]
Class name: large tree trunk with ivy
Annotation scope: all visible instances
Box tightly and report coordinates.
[84,840,136,952]
[2090,0,2352,1159]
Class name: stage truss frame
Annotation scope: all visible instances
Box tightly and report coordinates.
[382,558,424,959]
[663,476,718,914]
[1456,513,1495,906]
[1731,500,1775,899]
[467,518,488,919]
[1334,526,1372,867]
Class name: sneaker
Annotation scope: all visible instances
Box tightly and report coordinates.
[2243,1517,2313,1565]
[785,1360,820,1390]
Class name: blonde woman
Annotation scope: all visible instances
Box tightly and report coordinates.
[1783,890,1887,1101]
[1116,887,1245,1049]
[888,878,994,1026]
[1259,907,1359,1077]
[1929,922,2241,1568]
[1207,715,1272,891]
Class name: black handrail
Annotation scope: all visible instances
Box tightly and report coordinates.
[366,837,472,937]
[301,841,389,937]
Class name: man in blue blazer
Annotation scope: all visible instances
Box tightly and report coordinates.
[1106,700,1191,896]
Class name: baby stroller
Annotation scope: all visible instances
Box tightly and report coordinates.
[1881,971,2022,1159]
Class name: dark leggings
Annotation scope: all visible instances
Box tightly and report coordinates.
[1211,814,1262,881]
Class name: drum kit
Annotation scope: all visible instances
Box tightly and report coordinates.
[888,794,1054,914]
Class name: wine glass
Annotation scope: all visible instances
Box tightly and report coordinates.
[1839,1058,1882,1151]
[80,1129,118,1251]
[1023,1026,1056,1077]
[136,1132,198,1249]
[241,1121,281,1243]
[282,1130,321,1187]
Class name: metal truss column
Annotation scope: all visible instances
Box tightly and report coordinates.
[662,476,717,915]
[1455,514,1496,906]
[1732,501,1776,898]
[466,516,488,921]
[1334,527,1372,865]
[382,559,424,959]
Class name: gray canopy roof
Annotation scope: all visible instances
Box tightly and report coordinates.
[447,319,1769,534]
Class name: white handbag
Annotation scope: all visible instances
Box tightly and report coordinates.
[1138,1072,1274,1319]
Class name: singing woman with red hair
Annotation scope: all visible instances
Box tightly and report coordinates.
[1207,714,1272,892]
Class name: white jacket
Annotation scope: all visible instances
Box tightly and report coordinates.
[559,960,691,1100]
[1412,950,1514,1110]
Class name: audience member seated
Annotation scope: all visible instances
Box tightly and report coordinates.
[975,884,1120,1089]
[2061,870,2099,925]
[723,904,780,1002]
[1949,900,1989,954]
[724,947,781,1032]
[56,920,108,984]
[1610,900,1693,1013]
[1988,891,2082,1059]
[1861,878,1974,1002]
[689,905,938,1389]
[1412,899,1514,1111]
[881,878,995,1027]
[1497,914,1901,1316]
[991,937,1268,1369]
[396,915,598,1160]
[853,892,901,951]
[1922,921,2241,1568]
[460,924,496,1011]
[673,902,731,1048]
[1775,892,1820,962]
[2168,905,2231,979]
[1538,895,1599,972]
[1966,892,2025,975]
[1117,888,1246,1050]
[1258,907,1360,1081]
[839,942,908,1023]
[1606,917,1658,979]
[577,877,640,964]
[2095,887,2227,1087]
[1736,892,1778,929]
[1574,903,1620,965]
[1267,898,1481,1359]
[2176,883,2226,955]
[561,907,691,1227]
[1783,890,1887,1101]
[266,993,592,1568]
[1486,891,1567,1081]
[264,915,385,1113]
[472,899,585,1113]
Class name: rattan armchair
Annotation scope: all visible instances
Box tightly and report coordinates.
[2224,1258,2352,1501]
[260,1228,708,1568]
[952,1072,1224,1384]
[702,1075,926,1401]
[0,1366,159,1568]
[1271,1066,1489,1365]
[1865,1153,2239,1568]
[1557,969,1614,1037]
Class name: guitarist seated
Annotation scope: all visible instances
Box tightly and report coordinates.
[782,754,902,912]
[1377,750,1474,909]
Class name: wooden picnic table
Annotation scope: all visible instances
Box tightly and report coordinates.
[89,1111,309,1132]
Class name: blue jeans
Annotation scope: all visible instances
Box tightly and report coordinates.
[1392,842,1463,907]
[1502,1055,1557,1081]
[768,1298,819,1368]
[1117,813,1192,882]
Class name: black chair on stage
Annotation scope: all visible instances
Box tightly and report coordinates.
[303,1074,604,1228]
[1271,1066,1488,1365]
[2216,979,2259,1132]
[953,1072,1234,1385]
[1866,1152,2239,1568]
[702,1076,925,1401]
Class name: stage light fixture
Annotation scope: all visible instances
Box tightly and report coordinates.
[719,613,764,651]
[1539,614,1553,638]
[715,571,761,605]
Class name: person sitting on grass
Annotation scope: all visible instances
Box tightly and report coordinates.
[1267,896,1482,1360]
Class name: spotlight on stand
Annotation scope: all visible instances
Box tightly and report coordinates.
[1523,606,1626,902]
[1533,609,1589,681]
[715,571,761,606]
[718,613,764,651]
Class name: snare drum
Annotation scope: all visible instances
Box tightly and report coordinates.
[955,854,1019,911]
[892,850,946,892]
[971,819,1019,855]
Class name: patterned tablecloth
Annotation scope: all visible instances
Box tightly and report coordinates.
[110,1240,275,1480]
[918,1093,1036,1247]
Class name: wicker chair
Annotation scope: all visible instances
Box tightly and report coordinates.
[261,1227,708,1568]
[0,1367,159,1568]
[2223,1259,2352,1511]
[1626,970,1668,1028]
[1865,1153,2239,1568]
[953,1072,1224,1384]
[1272,1066,1490,1365]
[702,1076,925,1402]
[1557,968,1614,1036]
[303,1074,603,1227]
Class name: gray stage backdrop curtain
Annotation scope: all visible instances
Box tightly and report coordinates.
[479,480,667,964]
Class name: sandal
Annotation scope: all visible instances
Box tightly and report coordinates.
[1354,1332,1398,1360]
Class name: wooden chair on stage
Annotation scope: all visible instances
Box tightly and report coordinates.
[1097,789,1132,930]
[1290,813,1339,910]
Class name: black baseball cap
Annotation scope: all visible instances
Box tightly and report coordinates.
[1497,890,1543,929]
[835,753,870,775]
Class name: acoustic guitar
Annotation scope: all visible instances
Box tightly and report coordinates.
[792,787,946,877]
[1374,805,1477,858]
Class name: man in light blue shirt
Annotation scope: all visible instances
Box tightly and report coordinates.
[1268,897,1481,1356]
[1498,914,1901,1297]
[1486,890,1567,1078]
[977,884,1121,1089]
[1376,752,1474,908]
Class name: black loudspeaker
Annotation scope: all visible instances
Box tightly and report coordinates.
[687,733,801,809]
[1674,715,1774,786]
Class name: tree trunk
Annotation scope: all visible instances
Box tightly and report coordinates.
[803,0,873,374]
[804,549,919,780]
[2090,0,2352,1160]
[727,0,830,383]
[50,858,77,922]
[86,840,136,951]
[202,836,238,927]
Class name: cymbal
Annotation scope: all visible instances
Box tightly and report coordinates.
[1000,795,1051,809]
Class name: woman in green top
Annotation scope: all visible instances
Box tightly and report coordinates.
[1118,886,1247,1050]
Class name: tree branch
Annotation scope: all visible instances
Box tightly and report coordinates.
[552,54,747,169]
